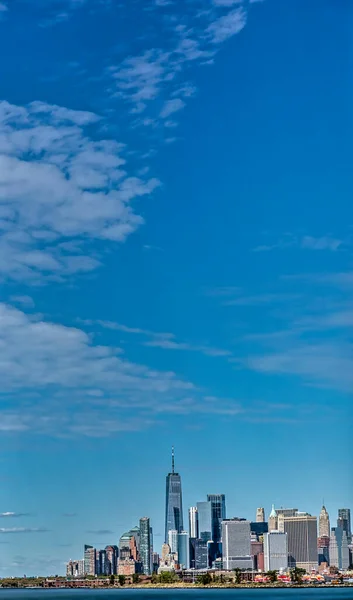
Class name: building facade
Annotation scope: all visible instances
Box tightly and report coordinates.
[165,448,183,542]
[222,519,253,570]
[338,509,351,543]
[268,505,278,532]
[330,527,349,571]
[256,508,265,523]
[168,529,178,554]
[207,494,226,543]
[189,507,198,539]
[177,531,190,569]
[319,506,330,538]
[84,545,96,576]
[263,531,288,572]
[139,517,152,575]
[283,514,318,571]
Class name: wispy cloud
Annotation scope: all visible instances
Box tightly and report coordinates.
[0,513,31,518]
[0,528,48,534]
[82,318,232,358]
[160,98,186,119]
[206,8,247,43]
[9,296,35,308]
[253,233,346,252]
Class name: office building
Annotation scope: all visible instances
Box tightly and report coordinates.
[283,514,318,571]
[207,494,226,543]
[197,501,212,541]
[330,527,349,571]
[319,506,330,538]
[222,519,253,570]
[66,559,84,578]
[105,546,118,575]
[256,508,265,523]
[318,536,330,566]
[251,540,264,571]
[178,531,190,569]
[189,507,198,539]
[268,505,278,532]
[338,509,351,543]
[168,529,178,554]
[140,517,152,575]
[84,545,96,576]
[165,447,184,542]
[97,549,107,575]
[263,531,288,572]
[194,538,209,570]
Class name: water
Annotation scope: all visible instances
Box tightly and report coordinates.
[0,590,352,600]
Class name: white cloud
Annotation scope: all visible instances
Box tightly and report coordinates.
[9,295,35,308]
[212,0,243,6]
[0,528,48,534]
[160,98,186,119]
[0,100,160,282]
[206,8,247,43]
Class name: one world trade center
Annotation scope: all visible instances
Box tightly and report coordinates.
[165,447,183,543]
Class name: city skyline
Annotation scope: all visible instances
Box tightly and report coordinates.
[0,0,352,578]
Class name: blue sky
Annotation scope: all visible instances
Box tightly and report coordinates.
[0,0,352,577]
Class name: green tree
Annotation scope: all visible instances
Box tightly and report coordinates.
[151,573,158,584]
[267,570,278,583]
[118,575,126,586]
[132,573,140,584]
[109,575,115,586]
[290,567,305,584]
[200,572,212,585]
[233,568,242,584]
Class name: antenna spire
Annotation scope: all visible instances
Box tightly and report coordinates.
[172,446,175,474]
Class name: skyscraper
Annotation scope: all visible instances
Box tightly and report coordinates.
[263,531,288,571]
[256,508,265,523]
[165,447,183,542]
[268,505,278,532]
[222,519,253,570]
[139,517,152,575]
[319,505,330,538]
[338,509,351,543]
[168,529,178,554]
[283,514,318,571]
[207,494,226,543]
[197,501,212,541]
[330,527,349,570]
[189,507,198,539]
[84,545,96,576]
[177,531,190,569]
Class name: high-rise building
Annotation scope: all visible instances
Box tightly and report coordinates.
[317,536,330,566]
[222,519,253,570]
[140,517,152,575]
[84,545,96,576]
[105,546,118,575]
[263,531,288,572]
[283,514,318,572]
[319,506,330,538]
[189,507,198,539]
[168,529,178,554]
[193,538,208,570]
[256,508,265,523]
[66,560,84,578]
[268,505,278,532]
[165,447,183,542]
[197,501,212,541]
[250,521,268,537]
[330,527,349,571]
[178,531,190,569]
[207,494,226,543]
[338,509,351,543]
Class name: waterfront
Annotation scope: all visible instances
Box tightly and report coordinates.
[0,590,353,599]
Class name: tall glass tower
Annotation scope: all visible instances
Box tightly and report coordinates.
[139,517,152,575]
[207,494,226,543]
[165,447,183,543]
